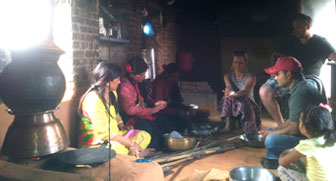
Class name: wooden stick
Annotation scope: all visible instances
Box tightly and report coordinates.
[155,144,236,164]
[159,145,236,167]
[153,134,241,161]
[160,157,193,168]
[193,138,202,149]
[153,139,219,160]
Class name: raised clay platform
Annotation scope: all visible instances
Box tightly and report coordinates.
[0,153,164,181]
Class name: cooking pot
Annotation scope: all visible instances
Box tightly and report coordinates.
[230,166,276,181]
[163,133,196,151]
[239,133,265,148]
[1,110,68,158]
[0,41,66,114]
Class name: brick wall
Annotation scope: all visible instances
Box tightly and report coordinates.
[156,11,177,73]
[55,0,178,99]
[71,0,100,96]
[101,0,177,73]
[125,7,144,59]
[52,0,177,146]
[55,0,178,98]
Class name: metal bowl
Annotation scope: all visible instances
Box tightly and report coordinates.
[239,133,265,148]
[230,166,276,181]
[163,134,197,151]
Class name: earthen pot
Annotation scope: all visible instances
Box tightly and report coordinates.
[0,41,65,114]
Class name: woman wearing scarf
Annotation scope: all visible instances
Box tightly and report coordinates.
[118,57,174,150]
[78,61,155,158]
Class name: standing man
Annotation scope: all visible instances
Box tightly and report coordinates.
[259,56,327,169]
[259,13,336,125]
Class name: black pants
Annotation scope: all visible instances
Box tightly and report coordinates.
[163,115,188,132]
[133,115,174,150]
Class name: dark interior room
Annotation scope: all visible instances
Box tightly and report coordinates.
[0,0,336,180]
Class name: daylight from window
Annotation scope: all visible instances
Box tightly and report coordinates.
[0,0,52,49]
[312,0,336,98]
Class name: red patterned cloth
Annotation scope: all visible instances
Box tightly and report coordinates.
[218,95,261,134]
[152,78,187,115]
[118,77,155,126]
[152,78,172,102]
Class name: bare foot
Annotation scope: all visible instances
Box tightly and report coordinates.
[139,148,156,158]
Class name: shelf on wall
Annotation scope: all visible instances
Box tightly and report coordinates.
[99,36,129,43]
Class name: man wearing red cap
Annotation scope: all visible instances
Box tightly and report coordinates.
[259,56,327,169]
[259,14,336,125]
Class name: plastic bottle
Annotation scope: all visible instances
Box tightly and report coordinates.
[99,17,106,36]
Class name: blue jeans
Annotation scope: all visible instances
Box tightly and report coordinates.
[263,78,289,97]
[265,127,304,159]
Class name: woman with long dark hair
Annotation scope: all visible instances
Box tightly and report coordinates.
[118,56,174,150]
[78,61,155,158]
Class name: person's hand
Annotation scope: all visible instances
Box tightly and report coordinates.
[259,130,271,141]
[222,89,230,96]
[222,87,234,96]
[228,91,239,99]
[118,121,126,130]
[152,101,167,114]
[223,90,238,99]
[129,142,142,156]
[154,101,167,109]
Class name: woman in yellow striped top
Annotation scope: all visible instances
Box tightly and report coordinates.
[78,61,155,158]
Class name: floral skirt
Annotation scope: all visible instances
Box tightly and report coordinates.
[277,159,308,181]
[218,95,261,134]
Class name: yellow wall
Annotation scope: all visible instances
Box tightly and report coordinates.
[0,104,14,150]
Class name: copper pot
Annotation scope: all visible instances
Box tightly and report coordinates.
[163,133,196,151]
[1,110,69,158]
[0,41,65,114]
[0,41,68,158]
